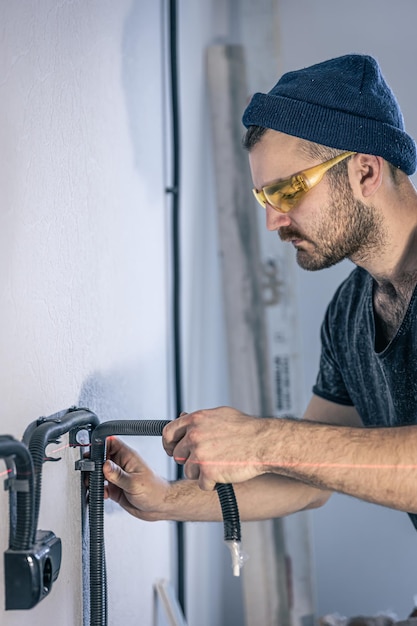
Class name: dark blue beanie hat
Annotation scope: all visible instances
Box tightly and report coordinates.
[242,54,417,175]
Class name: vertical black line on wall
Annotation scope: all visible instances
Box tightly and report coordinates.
[166,0,186,616]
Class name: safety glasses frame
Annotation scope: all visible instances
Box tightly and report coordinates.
[252,151,355,213]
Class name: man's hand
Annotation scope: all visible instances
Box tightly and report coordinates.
[103,437,170,521]
[162,406,272,490]
[100,401,338,522]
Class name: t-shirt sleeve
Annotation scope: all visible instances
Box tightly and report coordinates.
[312,302,354,406]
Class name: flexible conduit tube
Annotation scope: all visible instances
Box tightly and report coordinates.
[164,0,186,613]
[25,408,99,545]
[0,436,35,550]
[216,482,243,577]
[89,420,242,626]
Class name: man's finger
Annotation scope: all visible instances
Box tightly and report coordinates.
[199,474,217,492]
[103,459,132,490]
[184,458,200,481]
[162,417,189,455]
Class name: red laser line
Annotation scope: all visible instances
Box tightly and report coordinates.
[44,442,91,462]
[46,443,71,455]
[173,457,417,470]
[0,468,12,478]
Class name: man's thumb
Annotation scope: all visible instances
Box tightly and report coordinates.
[103,459,123,484]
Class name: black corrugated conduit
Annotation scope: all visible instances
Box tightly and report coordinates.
[89,420,170,626]
[22,407,99,545]
[88,420,243,626]
[0,436,34,550]
[164,0,186,613]
[216,483,241,542]
[0,409,98,611]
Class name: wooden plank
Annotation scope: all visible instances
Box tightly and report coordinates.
[206,43,292,626]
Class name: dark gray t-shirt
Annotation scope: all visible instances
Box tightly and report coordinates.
[312,266,417,528]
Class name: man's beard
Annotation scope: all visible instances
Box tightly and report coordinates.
[279,177,385,272]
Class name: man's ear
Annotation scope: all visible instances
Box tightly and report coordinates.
[349,153,384,198]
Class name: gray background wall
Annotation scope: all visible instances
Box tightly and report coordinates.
[277,1,417,619]
[0,1,417,625]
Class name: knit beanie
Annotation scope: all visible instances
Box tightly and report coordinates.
[242,54,417,175]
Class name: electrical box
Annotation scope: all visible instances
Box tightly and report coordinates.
[4,530,62,610]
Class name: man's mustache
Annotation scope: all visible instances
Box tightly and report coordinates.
[279,227,311,243]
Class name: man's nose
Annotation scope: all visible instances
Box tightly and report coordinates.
[265,203,292,231]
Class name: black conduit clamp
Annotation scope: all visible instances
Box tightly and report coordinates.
[0,408,100,611]
[23,407,100,546]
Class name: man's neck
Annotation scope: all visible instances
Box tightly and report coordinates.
[355,183,417,290]
[355,183,417,349]
[372,279,416,351]
[370,236,417,350]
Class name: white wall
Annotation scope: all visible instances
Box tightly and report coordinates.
[0,2,172,625]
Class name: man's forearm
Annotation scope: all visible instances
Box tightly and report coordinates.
[162,403,417,514]
[160,473,329,522]
[263,419,417,513]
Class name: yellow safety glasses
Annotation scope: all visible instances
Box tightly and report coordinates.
[252,151,355,213]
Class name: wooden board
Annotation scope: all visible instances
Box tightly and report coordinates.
[206,43,315,626]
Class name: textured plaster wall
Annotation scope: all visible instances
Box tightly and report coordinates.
[0,2,172,624]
